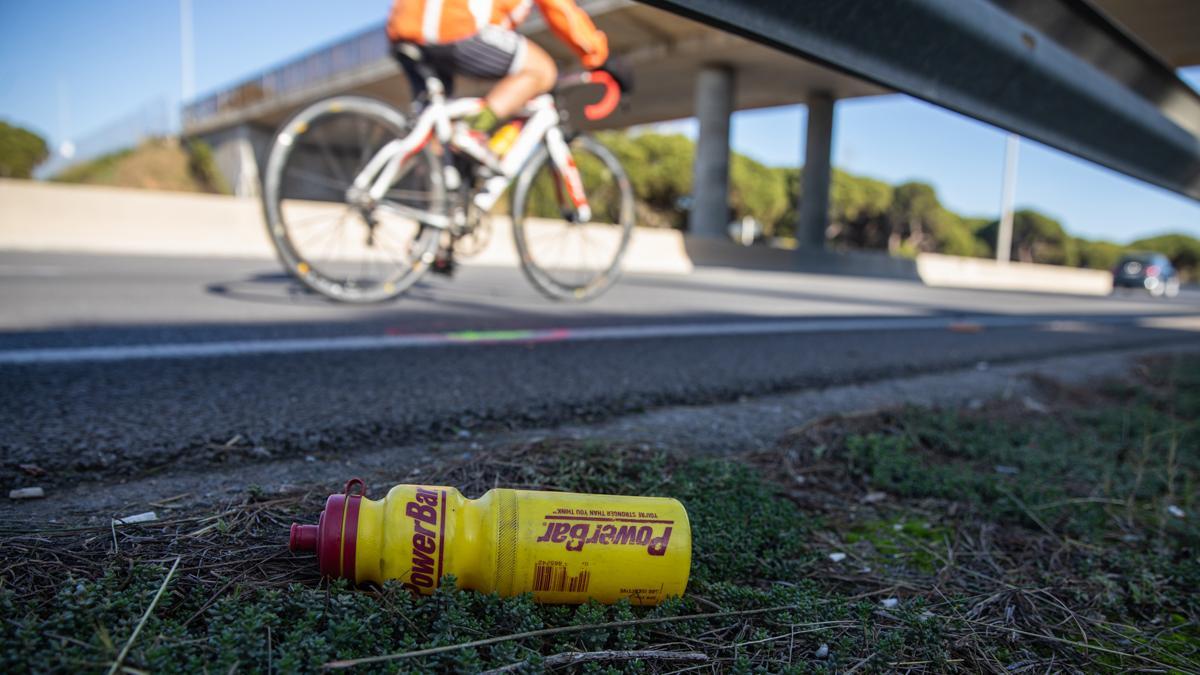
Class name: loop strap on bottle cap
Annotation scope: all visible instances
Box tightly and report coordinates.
[344,477,366,497]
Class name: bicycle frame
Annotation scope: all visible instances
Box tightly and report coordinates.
[352,73,593,229]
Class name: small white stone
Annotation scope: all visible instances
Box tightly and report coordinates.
[880,598,899,609]
[1167,505,1185,518]
[8,487,44,500]
[828,552,847,562]
[1021,396,1048,413]
[814,643,829,658]
[304,455,317,463]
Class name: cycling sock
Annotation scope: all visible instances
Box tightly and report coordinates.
[466,106,500,134]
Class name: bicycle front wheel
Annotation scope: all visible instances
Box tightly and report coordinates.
[511,135,634,301]
[262,96,444,303]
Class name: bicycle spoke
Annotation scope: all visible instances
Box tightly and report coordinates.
[296,207,351,251]
[286,167,347,193]
[358,121,385,171]
[373,226,420,267]
[320,210,350,261]
[578,225,597,272]
[315,125,351,185]
[549,219,572,274]
[371,237,410,273]
[280,206,349,230]
[355,117,369,168]
[294,218,346,253]
[357,225,372,285]
[331,119,361,183]
[575,227,586,281]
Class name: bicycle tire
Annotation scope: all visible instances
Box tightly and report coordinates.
[511,135,635,302]
[262,96,444,304]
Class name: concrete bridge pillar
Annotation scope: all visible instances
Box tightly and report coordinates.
[689,65,735,238]
[198,124,274,198]
[797,91,836,250]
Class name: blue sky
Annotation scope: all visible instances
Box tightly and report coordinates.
[1,0,1197,243]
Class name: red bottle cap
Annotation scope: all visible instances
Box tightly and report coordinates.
[288,478,365,580]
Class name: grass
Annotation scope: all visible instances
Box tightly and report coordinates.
[2,354,1197,672]
[51,138,229,194]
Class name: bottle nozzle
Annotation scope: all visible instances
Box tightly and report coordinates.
[289,523,319,552]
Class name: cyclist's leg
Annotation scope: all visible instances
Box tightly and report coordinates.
[449,26,557,126]
[484,40,556,118]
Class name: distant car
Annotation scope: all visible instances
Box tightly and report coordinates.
[1112,253,1180,298]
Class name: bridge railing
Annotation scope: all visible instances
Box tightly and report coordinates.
[182,24,391,130]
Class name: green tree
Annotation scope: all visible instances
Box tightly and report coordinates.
[930,207,990,257]
[1074,238,1125,271]
[729,153,788,234]
[980,209,1077,265]
[825,169,893,248]
[599,132,791,233]
[0,121,50,179]
[887,182,938,253]
[596,131,693,228]
[772,167,803,239]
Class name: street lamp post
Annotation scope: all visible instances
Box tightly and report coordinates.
[996,133,1020,264]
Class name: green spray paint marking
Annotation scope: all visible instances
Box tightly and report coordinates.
[446,330,540,342]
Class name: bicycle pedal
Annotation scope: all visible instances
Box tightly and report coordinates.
[430,254,458,277]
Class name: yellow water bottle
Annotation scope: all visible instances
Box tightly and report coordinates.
[289,479,691,605]
[487,120,524,157]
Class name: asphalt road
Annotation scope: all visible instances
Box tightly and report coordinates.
[2,251,1198,488]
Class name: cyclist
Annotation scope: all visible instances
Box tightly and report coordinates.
[386,0,630,136]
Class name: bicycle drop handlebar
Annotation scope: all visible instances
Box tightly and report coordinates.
[556,70,622,121]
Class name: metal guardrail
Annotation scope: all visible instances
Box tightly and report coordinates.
[182,25,390,129]
[639,0,1200,201]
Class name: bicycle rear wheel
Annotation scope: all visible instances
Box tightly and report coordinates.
[262,96,444,303]
[511,135,634,301]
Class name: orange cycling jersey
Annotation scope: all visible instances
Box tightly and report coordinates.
[388,0,609,69]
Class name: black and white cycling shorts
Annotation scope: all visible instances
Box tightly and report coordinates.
[395,25,528,96]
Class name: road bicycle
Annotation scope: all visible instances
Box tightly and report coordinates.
[261,52,635,303]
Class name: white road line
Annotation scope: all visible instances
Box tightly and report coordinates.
[0,314,1188,365]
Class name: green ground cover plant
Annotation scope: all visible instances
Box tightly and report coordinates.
[2,355,1196,672]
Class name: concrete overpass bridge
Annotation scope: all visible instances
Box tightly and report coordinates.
[183,0,1200,249]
